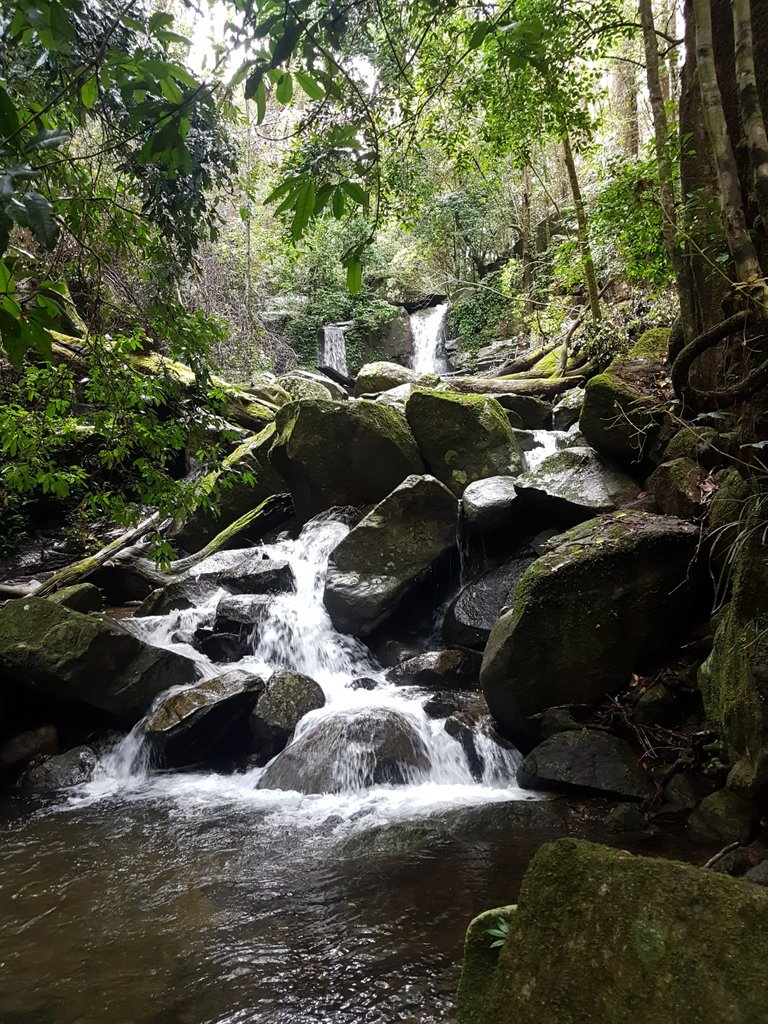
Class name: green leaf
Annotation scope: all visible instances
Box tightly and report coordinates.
[346,258,362,294]
[255,78,267,124]
[24,127,71,152]
[468,22,491,48]
[0,306,24,367]
[276,72,293,104]
[295,71,324,101]
[0,85,19,137]
[81,76,98,110]
[149,11,174,33]
[23,192,58,249]
[331,188,345,219]
[340,180,368,208]
[290,180,315,240]
[244,68,263,101]
[264,175,307,205]
[23,318,53,360]
[272,20,302,66]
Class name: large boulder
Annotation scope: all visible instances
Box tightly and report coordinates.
[270,399,423,518]
[517,730,651,800]
[457,838,768,1024]
[481,512,701,748]
[395,648,482,690]
[462,477,519,534]
[405,389,525,497]
[514,447,640,528]
[355,361,421,395]
[0,598,198,723]
[141,669,264,767]
[443,558,536,649]
[19,745,98,793]
[277,371,338,402]
[0,725,58,773]
[647,457,708,520]
[49,583,104,613]
[249,670,326,762]
[135,551,294,617]
[257,707,430,793]
[172,424,287,552]
[552,387,584,430]
[324,474,457,636]
[495,394,553,430]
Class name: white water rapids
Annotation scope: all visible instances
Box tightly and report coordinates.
[411,303,448,374]
[320,324,349,375]
[75,514,534,829]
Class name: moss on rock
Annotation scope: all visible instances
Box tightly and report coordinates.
[580,367,665,470]
[647,457,706,520]
[628,327,671,361]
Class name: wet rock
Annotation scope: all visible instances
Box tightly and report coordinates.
[351,676,380,691]
[688,787,756,844]
[19,745,97,793]
[136,552,294,617]
[0,725,58,772]
[647,457,708,520]
[539,707,581,737]
[444,559,536,649]
[258,706,430,794]
[355,361,421,395]
[445,711,484,779]
[514,447,640,528]
[511,429,544,453]
[552,387,584,430]
[457,837,768,1024]
[423,694,460,718]
[495,394,553,430]
[633,681,684,727]
[142,669,265,768]
[517,729,651,800]
[249,670,325,762]
[277,372,337,402]
[405,389,525,497]
[462,477,519,534]
[324,474,457,637]
[172,424,287,551]
[664,425,722,468]
[661,771,713,812]
[271,399,423,519]
[49,583,104,613]
[0,597,198,723]
[481,512,701,749]
[744,860,768,887]
[396,648,482,690]
[602,801,647,832]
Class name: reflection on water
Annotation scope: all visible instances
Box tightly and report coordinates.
[0,795,713,1024]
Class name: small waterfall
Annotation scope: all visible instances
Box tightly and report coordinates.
[319,323,350,375]
[410,303,448,374]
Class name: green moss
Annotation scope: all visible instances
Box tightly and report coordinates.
[628,327,670,361]
[580,368,662,468]
[456,906,518,1024]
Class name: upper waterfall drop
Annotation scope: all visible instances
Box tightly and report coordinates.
[320,323,350,376]
[410,302,448,374]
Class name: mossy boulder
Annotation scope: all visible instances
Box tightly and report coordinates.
[698,504,768,794]
[664,425,722,467]
[552,387,584,430]
[515,447,640,528]
[580,360,668,471]
[249,670,325,762]
[0,597,198,723]
[405,389,525,497]
[480,512,702,748]
[141,669,264,767]
[277,372,335,401]
[270,399,424,519]
[354,361,421,395]
[647,457,707,520]
[688,786,756,843]
[324,474,457,636]
[517,729,651,800]
[444,558,535,649]
[628,327,671,361]
[495,394,553,430]
[172,424,287,552]
[48,583,104,613]
[457,838,768,1024]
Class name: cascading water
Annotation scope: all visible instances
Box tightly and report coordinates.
[319,323,349,375]
[81,513,528,824]
[410,302,448,374]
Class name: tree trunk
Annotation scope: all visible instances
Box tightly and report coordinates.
[612,41,639,158]
[521,164,534,315]
[693,0,767,304]
[639,0,697,342]
[562,133,601,321]
[732,0,768,225]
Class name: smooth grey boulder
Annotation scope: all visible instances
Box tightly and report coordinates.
[496,394,553,430]
[514,447,640,527]
[517,729,651,800]
[443,558,535,649]
[135,551,294,617]
[270,399,424,519]
[249,670,325,762]
[324,474,457,637]
[49,583,104,613]
[552,387,584,430]
[462,477,519,534]
[0,597,198,723]
[258,707,430,793]
[0,725,59,772]
[355,361,422,395]
[395,648,482,690]
[481,512,701,749]
[141,668,264,767]
[19,745,98,793]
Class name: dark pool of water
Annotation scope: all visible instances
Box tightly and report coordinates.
[0,795,715,1024]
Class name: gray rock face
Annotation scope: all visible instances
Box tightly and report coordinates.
[324,474,458,637]
[136,551,294,617]
[141,669,264,767]
[395,648,482,690]
[49,583,104,613]
[271,399,424,519]
[552,387,584,430]
[480,512,702,749]
[258,707,430,794]
[355,361,421,396]
[443,558,536,649]
[0,597,198,723]
[19,745,97,793]
[462,477,519,534]
[277,372,336,402]
[0,725,58,771]
[496,394,553,430]
[517,730,651,800]
[249,670,325,762]
[514,447,640,527]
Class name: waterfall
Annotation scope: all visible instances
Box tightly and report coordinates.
[320,324,349,375]
[410,303,448,374]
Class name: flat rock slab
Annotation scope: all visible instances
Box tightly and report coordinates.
[517,729,651,800]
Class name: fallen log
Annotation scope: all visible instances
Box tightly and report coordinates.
[447,373,588,399]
